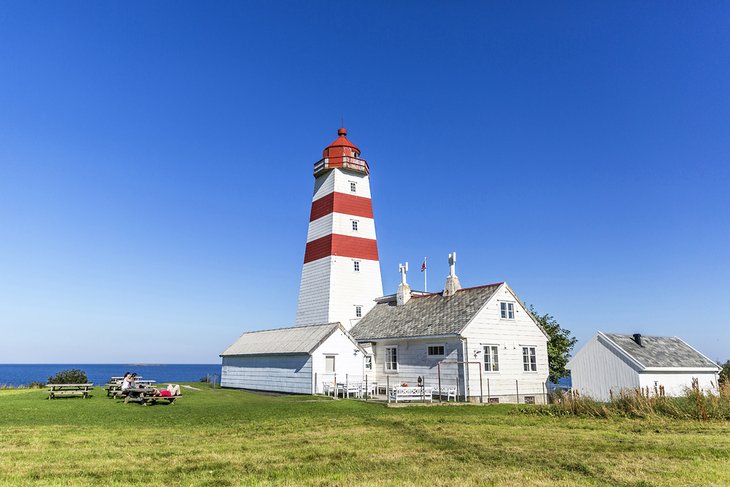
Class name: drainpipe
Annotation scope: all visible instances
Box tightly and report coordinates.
[461,337,469,401]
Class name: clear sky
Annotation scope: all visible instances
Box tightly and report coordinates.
[1,2,728,364]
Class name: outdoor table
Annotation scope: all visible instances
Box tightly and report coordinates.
[47,383,94,399]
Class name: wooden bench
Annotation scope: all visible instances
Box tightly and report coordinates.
[432,386,458,402]
[389,386,434,403]
[47,383,94,399]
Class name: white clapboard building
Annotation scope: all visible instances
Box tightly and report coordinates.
[221,128,550,402]
[220,323,365,394]
[567,332,720,401]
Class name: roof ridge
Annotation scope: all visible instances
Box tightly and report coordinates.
[456,282,504,292]
[243,322,339,335]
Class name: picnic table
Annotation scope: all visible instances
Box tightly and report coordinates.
[47,383,94,399]
[105,378,156,397]
[122,387,181,406]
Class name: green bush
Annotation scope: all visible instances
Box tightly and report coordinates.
[48,369,89,384]
[28,381,46,389]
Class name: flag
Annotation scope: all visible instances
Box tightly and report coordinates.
[421,258,426,272]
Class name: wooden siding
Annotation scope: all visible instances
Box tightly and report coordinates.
[221,354,312,394]
[313,327,367,393]
[568,334,640,401]
[639,371,719,396]
[369,337,465,395]
[461,284,549,403]
[295,258,332,326]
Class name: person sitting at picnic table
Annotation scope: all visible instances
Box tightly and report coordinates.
[120,372,133,392]
[149,384,181,397]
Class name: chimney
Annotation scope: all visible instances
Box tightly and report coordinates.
[443,252,462,297]
[396,262,411,306]
[633,333,643,347]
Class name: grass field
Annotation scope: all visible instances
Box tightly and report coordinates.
[0,385,728,486]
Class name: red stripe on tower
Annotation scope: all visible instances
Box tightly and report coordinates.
[303,234,379,263]
[309,192,374,221]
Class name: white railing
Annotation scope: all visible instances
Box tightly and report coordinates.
[313,157,369,176]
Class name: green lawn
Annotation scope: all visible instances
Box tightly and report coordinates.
[0,386,728,486]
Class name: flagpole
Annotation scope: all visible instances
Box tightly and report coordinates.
[420,257,428,292]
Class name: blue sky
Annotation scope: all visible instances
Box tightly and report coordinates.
[1,2,728,363]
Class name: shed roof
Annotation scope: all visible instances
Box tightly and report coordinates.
[602,333,718,369]
[350,284,502,340]
[220,322,342,357]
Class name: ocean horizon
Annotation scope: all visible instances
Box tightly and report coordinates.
[0,363,222,387]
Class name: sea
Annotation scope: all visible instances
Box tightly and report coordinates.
[0,364,222,387]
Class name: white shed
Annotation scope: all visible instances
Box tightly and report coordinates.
[220,322,366,394]
[567,332,720,401]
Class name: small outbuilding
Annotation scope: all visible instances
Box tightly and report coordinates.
[220,322,365,394]
[567,332,720,401]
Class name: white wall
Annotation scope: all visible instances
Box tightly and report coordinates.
[639,371,719,396]
[369,337,465,394]
[295,258,332,325]
[461,284,549,403]
[312,327,366,393]
[312,168,372,201]
[221,354,312,394]
[307,213,376,242]
[568,334,641,401]
[329,257,382,330]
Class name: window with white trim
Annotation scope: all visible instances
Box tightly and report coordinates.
[500,302,515,319]
[427,345,445,357]
[353,260,360,272]
[364,356,372,370]
[325,355,336,373]
[350,182,357,193]
[385,347,398,371]
[355,305,362,318]
[522,346,537,372]
[351,220,359,231]
[484,345,499,372]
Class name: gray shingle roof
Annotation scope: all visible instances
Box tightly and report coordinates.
[603,333,718,369]
[350,284,502,340]
[220,322,341,356]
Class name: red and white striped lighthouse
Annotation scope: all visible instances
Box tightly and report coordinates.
[295,128,384,330]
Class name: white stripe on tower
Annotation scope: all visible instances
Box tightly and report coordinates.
[295,128,383,330]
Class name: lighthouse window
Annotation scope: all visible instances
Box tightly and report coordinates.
[350,182,357,193]
[353,260,360,272]
[355,305,362,318]
[352,220,359,231]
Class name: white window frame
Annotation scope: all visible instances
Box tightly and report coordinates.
[384,346,398,372]
[522,346,537,372]
[349,181,357,193]
[353,260,360,272]
[500,301,515,320]
[325,355,336,374]
[364,355,373,370]
[351,220,359,232]
[355,305,362,318]
[483,345,499,372]
[427,344,445,357]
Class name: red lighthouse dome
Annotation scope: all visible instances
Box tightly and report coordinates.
[314,127,369,176]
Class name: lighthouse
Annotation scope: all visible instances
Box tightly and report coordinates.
[295,128,384,330]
